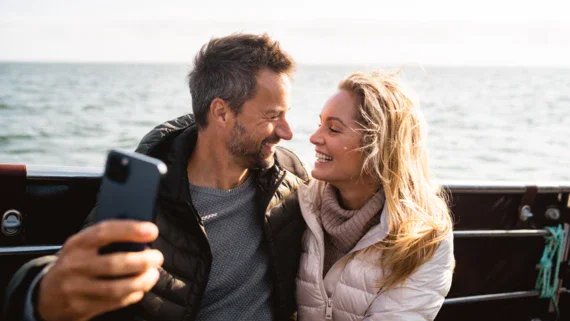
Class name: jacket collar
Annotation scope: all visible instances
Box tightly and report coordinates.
[159,125,198,203]
[350,203,389,253]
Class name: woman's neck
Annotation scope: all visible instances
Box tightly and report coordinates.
[331,179,381,210]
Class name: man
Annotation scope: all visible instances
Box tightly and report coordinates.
[3,33,309,321]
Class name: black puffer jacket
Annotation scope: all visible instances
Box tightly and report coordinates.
[4,115,309,321]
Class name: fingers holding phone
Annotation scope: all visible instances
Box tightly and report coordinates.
[37,220,164,321]
[36,150,168,321]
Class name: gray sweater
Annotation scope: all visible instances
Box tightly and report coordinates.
[190,175,273,321]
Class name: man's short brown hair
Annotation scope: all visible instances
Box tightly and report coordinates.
[188,33,295,129]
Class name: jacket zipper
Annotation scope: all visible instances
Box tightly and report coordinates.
[316,231,334,319]
[185,201,211,256]
[325,298,333,319]
[259,169,290,318]
[314,227,354,320]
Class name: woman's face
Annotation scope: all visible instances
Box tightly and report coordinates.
[310,90,367,186]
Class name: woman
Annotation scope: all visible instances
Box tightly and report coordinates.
[296,70,455,320]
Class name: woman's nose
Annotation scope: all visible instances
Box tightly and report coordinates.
[309,128,323,146]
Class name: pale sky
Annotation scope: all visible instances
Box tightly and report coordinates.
[1,0,569,66]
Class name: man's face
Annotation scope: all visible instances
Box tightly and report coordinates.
[227,69,293,169]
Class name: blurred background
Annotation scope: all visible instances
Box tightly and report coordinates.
[1,0,569,181]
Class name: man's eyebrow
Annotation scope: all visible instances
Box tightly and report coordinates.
[267,106,290,114]
[324,116,347,127]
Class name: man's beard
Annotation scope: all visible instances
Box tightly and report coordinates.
[227,121,280,169]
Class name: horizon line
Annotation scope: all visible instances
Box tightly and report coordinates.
[2,59,570,69]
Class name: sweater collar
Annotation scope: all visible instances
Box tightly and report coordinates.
[320,184,385,253]
[299,180,391,253]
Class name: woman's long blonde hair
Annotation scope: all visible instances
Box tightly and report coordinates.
[339,69,453,291]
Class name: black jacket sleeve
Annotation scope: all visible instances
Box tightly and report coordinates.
[3,255,58,321]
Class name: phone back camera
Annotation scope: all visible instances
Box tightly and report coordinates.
[106,154,130,183]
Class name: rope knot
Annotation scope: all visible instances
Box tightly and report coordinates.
[535,224,565,321]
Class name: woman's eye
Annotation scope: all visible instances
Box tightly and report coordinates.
[329,127,340,133]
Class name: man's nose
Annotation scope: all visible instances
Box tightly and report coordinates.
[276,117,293,141]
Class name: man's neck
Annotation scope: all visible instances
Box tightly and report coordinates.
[187,132,250,190]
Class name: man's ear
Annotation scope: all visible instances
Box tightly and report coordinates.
[209,98,231,128]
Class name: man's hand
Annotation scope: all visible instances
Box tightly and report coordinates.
[37,220,163,321]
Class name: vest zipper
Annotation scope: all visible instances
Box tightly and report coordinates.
[325,298,333,319]
[314,226,355,320]
[316,229,332,316]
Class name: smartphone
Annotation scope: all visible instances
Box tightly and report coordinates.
[95,149,167,254]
